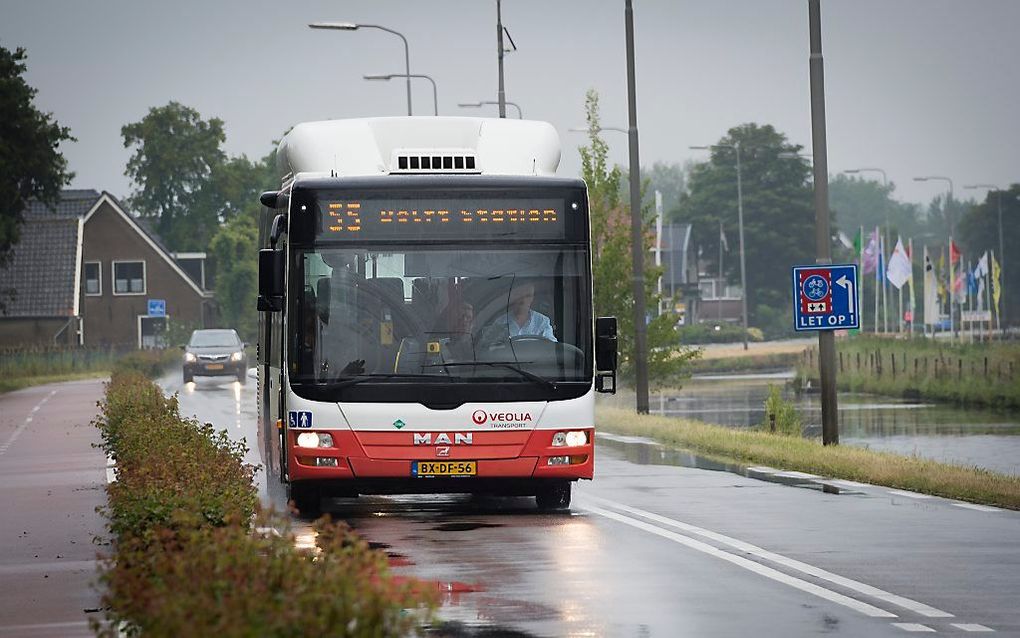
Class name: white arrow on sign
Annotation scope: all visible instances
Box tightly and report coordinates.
[836,275,855,316]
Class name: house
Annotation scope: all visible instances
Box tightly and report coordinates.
[0,190,214,349]
[655,222,701,325]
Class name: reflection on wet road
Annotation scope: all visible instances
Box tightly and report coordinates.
[162,372,1020,637]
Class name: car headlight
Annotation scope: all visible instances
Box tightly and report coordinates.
[296,432,334,448]
[552,430,588,447]
[184,352,197,362]
[230,351,244,362]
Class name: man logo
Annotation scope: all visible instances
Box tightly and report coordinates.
[436,446,451,457]
[413,433,472,445]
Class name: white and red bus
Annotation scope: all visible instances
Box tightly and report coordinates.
[256,117,617,513]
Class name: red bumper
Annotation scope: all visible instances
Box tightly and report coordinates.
[288,428,594,483]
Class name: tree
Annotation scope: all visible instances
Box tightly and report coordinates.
[828,174,921,239]
[958,184,1020,325]
[0,45,74,268]
[673,123,814,337]
[579,90,698,385]
[121,102,226,251]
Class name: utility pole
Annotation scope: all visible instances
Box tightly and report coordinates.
[496,0,507,118]
[808,0,838,445]
[625,0,649,414]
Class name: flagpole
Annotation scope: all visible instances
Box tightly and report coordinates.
[882,229,889,334]
[949,237,955,341]
[908,237,914,335]
[874,227,880,334]
[858,225,864,333]
[718,219,724,322]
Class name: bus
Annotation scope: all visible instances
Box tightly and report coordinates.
[256,117,617,514]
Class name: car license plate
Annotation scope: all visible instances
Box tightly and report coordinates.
[412,461,476,477]
[205,363,224,370]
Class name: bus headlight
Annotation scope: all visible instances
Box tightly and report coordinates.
[296,432,333,448]
[552,431,588,447]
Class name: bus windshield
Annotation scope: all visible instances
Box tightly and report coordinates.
[288,246,591,401]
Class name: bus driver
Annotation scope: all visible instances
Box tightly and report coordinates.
[503,282,556,342]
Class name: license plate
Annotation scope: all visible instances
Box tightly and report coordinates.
[205,363,224,370]
[412,461,477,477]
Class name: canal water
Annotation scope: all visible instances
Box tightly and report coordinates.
[600,371,1020,476]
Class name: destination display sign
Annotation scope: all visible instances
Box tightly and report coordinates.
[314,198,569,240]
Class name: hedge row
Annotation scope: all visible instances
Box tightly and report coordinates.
[93,372,436,637]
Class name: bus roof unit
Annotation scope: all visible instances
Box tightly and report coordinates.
[277,117,561,181]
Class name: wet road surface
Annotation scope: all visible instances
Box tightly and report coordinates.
[167,373,1020,637]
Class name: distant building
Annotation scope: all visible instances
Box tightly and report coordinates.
[655,223,700,325]
[0,190,214,349]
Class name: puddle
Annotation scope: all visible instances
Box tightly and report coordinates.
[432,521,504,532]
[596,432,746,475]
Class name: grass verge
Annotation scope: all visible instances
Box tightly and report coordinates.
[597,406,1020,510]
[0,347,179,394]
[0,370,110,394]
[93,372,436,636]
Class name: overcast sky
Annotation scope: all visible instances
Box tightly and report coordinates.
[3,0,1018,208]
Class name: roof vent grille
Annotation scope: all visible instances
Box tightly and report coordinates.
[391,151,480,174]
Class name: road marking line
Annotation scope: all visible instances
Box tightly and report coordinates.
[580,503,896,618]
[582,494,954,618]
[952,503,1003,513]
[0,389,57,458]
[951,623,994,632]
[891,622,936,632]
[888,489,933,499]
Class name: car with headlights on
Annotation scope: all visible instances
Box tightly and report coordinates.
[182,329,248,384]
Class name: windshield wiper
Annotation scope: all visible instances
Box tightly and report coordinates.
[314,373,449,390]
[422,361,557,390]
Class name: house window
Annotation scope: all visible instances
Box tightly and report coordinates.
[113,261,146,295]
[84,262,102,296]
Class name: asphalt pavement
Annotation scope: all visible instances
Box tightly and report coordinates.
[164,373,1020,637]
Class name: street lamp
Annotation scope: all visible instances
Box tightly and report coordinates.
[690,143,749,351]
[458,101,523,119]
[964,183,1009,326]
[309,22,412,116]
[568,126,627,134]
[844,167,887,187]
[365,74,437,116]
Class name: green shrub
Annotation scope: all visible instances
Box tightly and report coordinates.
[761,384,801,436]
[676,323,764,344]
[110,349,178,379]
[94,373,436,635]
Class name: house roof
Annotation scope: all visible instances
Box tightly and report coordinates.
[0,192,98,318]
[0,189,209,319]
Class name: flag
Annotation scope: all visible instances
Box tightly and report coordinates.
[861,229,879,274]
[974,251,989,279]
[937,250,947,302]
[720,224,729,251]
[853,228,863,255]
[923,246,939,326]
[877,233,886,283]
[886,237,912,289]
[967,269,978,297]
[992,253,1002,313]
[950,240,961,265]
[953,268,966,301]
[838,231,853,250]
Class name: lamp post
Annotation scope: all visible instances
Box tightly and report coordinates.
[964,183,1008,326]
[625,0,649,414]
[690,142,749,351]
[568,126,627,134]
[365,74,437,115]
[309,22,412,116]
[914,175,956,338]
[458,101,523,119]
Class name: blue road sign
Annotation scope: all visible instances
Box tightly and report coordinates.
[147,299,166,317]
[792,264,860,331]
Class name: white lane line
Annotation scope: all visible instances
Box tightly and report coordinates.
[951,623,994,632]
[0,389,57,457]
[582,494,954,619]
[952,503,1003,513]
[888,489,933,499]
[580,503,897,618]
[891,623,936,632]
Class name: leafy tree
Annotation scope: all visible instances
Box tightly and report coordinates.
[0,45,74,267]
[673,123,814,337]
[828,174,921,239]
[579,90,698,385]
[958,184,1020,325]
[121,102,226,251]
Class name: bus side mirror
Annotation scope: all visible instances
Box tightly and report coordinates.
[595,316,617,394]
[258,248,285,312]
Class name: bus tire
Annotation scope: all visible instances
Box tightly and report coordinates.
[536,482,571,510]
[289,482,321,517]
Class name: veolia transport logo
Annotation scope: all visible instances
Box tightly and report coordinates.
[471,410,487,425]
[471,409,532,429]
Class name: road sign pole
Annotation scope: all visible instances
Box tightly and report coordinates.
[808,0,838,445]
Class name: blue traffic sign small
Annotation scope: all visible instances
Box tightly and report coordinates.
[792,265,859,331]
[147,299,166,317]
[289,410,312,428]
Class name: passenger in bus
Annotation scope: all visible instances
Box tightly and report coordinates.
[442,301,476,360]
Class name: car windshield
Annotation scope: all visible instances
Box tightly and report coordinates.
[189,330,240,347]
[289,246,591,389]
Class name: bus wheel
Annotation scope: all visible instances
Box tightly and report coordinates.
[536,482,571,510]
[289,482,321,517]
